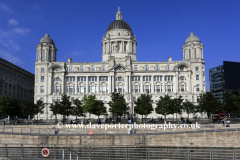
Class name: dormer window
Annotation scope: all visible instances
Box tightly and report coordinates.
[156,65,160,71]
[69,66,73,71]
[166,65,171,70]
[91,66,95,71]
[145,65,149,71]
[101,65,106,71]
[179,66,184,71]
[80,66,84,71]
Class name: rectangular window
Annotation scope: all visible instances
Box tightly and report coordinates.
[167,85,171,92]
[71,97,74,103]
[41,68,44,73]
[134,65,138,71]
[196,85,200,91]
[52,97,55,104]
[102,85,106,92]
[104,97,107,103]
[146,85,150,92]
[155,97,158,103]
[80,86,84,93]
[135,85,138,92]
[56,86,60,93]
[196,75,199,80]
[42,50,45,59]
[156,85,160,92]
[69,86,73,93]
[181,85,184,91]
[195,67,199,71]
[100,97,103,102]
[185,96,188,101]
[40,86,44,93]
[41,76,44,82]
[40,97,44,102]
[91,86,95,92]
[57,97,60,102]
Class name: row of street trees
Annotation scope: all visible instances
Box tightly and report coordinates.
[0,94,44,123]
[1,90,240,124]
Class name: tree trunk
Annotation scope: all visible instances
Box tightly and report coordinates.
[145,115,147,123]
[176,113,177,124]
[55,114,57,124]
[142,115,143,124]
[202,112,203,124]
[188,113,189,119]
[37,114,38,125]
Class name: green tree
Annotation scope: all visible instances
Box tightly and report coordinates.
[0,95,22,124]
[108,92,129,121]
[134,93,153,123]
[59,94,73,117]
[155,95,171,121]
[49,101,61,123]
[35,99,45,122]
[92,100,107,118]
[173,96,184,122]
[182,101,195,118]
[197,92,220,123]
[72,98,84,120]
[22,101,36,123]
[82,95,96,118]
[224,91,240,118]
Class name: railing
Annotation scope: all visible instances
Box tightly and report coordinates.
[0,144,239,160]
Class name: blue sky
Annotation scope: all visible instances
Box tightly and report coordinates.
[1,0,240,90]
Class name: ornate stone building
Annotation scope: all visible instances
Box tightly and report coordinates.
[35,9,206,120]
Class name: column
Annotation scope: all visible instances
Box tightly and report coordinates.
[183,50,184,60]
[129,75,132,93]
[112,76,115,92]
[108,76,111,94]
[62,73,65,93]
[97,76,99,94]
[163,76,165,93]
[121,41,124,52]
[188,73,192,92]
[151,76,154,93]
[126,76,129,93]
[176,74,178,93]
[75,76,78,94]
[141,76,143,93]
[48,74,52,94]
[86,76,89,94]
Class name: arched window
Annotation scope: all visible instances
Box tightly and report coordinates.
[116,77,124,81]
[189,49,191,59]
[69,66,73,71]
[156,65,160,71]
[118,33,120,36]
[54,68,61,72]
[91,66,95,71]
[134,65,138,71]
[194,48,196,58]
[179,66,184,71]
[166,65,171,70]
[55,77,61,82]
[145,65,149,71]
[101,65,106,71]
[42,50,45,60]
[80,66,84,71]
[179,76,185,81]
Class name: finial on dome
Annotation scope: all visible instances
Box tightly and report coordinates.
[190,32,194,36]
[45,34,49,37]
[116,7,122,20]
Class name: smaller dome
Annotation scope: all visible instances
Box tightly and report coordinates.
[40,34,54,44]
[185,32,200,43]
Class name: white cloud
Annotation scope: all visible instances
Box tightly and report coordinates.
[0,3,14,14]
[14,27,30,35]
[8,19,19,26]
[0,39,20,50]
[0,49,23,64]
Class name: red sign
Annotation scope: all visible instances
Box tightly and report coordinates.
[41,148,50,157]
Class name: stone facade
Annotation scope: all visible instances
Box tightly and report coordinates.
[34,9,206,120]
[0,58,34,103]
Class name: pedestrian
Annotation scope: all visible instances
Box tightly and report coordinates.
[186,118,189,124]
[71,120,73,124]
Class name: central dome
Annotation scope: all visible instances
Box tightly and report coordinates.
[107,20,132,32]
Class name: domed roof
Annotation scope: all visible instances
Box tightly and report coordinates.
[185,32,200,43]
[40,34,54,44]
[107,20,132,32]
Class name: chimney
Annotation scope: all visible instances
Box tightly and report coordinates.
[68,58,72,63]
[168,57,172,62]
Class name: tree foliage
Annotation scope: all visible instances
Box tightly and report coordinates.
[108,92,129,120]
[72,98,84,119]
[224,91,240,117]
[134,93,153,123]
[0,95,22,121]
[58,94,73,116]
[182,101,195,118]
